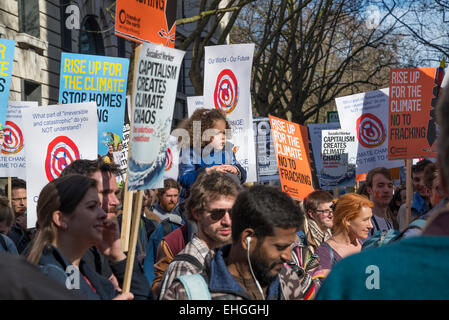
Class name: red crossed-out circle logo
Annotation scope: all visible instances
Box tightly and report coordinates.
[213,69,239,114]
[1,121,24,155]
[45,136,80,181]
[356,113,385,148]
[165,148,173,171]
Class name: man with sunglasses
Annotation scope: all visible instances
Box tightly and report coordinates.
[157,171,241,299]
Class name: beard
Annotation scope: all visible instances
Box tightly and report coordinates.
[249,244,283,287]
[162,201,176,212]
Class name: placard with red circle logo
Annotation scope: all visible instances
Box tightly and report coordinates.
[356,113,385,148]
[214,69,239,115]
[22,102,98,229]
[1,120,23,155]
[45,136,81,181]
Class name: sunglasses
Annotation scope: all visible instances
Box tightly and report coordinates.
[207,208,232,221]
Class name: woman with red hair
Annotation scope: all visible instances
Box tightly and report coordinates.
[316,193,373,276]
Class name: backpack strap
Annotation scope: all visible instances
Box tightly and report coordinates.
[176,274,211,300]
[371,216,380,236]
[171,254,203,270]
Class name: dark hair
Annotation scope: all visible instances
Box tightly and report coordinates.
[60,158,120,178]
[231,185,303,242]
[28,174,97,264]
[185,171,241,221]
[390,185,406,214]
[156,178,181,198]
[365,167,392,188]
[412,159,433,174]
[177,108,231,148]
[437,88,449,186]
[4,178,26,197]
[303,190,333,213]
[356,182,370,198]
[0,196,14,228]
[423,163,438,190]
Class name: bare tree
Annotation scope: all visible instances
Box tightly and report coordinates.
[233,0,404,124]
[176,0,257,94]
[376,0,449,67]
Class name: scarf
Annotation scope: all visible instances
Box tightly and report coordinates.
[306,218,332,252]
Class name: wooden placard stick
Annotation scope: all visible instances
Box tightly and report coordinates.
[122,189,144,294]
[120,44,142,251]
[8,177,12,208]
[120,180,133,251]
[405,159,413,227]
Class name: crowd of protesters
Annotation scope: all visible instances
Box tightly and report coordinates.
[1,91,449,300]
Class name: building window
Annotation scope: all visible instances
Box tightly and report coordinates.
[19,0,40,38]
[22,80,41,105]
[60,0,72,52]
[79,16,105,55]
[118,37,126,58]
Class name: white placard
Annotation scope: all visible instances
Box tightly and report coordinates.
[321,129,357,189]
[163,135,179,180]
[0,101,38,178]
[128,43,185,190]
[22,102,98,228]
[203,43,257,182]
[335,88,403,175]
[187,96,205,117]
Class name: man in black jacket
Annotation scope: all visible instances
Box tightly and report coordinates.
[6,178,35,254]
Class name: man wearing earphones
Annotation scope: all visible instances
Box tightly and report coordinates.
[162,185,305,300]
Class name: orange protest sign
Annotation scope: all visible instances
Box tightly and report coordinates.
[388,68,438,160]
[299,124,311,162]
[269,115,314,201]
[115,0,177,47]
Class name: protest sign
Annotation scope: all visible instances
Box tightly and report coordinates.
[0,102,38,179]
[0,39,15,138]
[308,122,353,190]
[253,117,279,182]
[22,102,97,228]
[388,68,440,160]
[58,52,129,156]
[163,135,179,180]
[335,88,403,174]
[115,0,177,47]
[269,115,314,200]
[203,44,257,182]
[113,96,132,186]
[127,43,185,191]
[187,96,205,117]
[321,129,357,189]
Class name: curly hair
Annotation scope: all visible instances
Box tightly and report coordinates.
[177,108,231,148]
